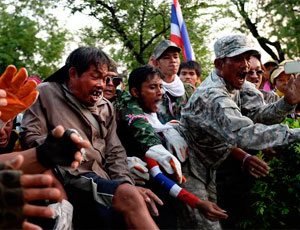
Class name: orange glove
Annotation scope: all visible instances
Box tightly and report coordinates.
[0,65,39,122]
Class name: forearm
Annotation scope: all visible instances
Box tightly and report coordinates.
[246,97,295,125]
[217,105,300,150]
[230,147,248,162]
[235,124,300,150]
[0,148,46,174]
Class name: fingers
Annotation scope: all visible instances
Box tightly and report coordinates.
[170,158,182,184]
[51,126,91,149]
[20,174,53,187]
[205,207,228,221]
[210,203,228,219]
[51,126,90,168]
[51,125,65,138]
[132,177,147,185]
[247,156,270,177]
[70,132,91,149]
[23,221,43,230]
[137,187,163,216]
[133,165,149,173]
[17,80,38,99]
[21,90,39,109]
[0,89,7,106]
[145,197,159,216]
[23,187,61,202]
[23,204,55,218]
[198,200,228,221]
[71,151,83,168]
[132,167,150,181]
[0,65,17,89]
[11,68,28,94]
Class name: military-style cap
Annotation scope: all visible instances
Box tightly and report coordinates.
[214,34,260,59]
[153,40,181,60]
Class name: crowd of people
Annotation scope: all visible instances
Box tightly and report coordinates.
[1,33,300,230]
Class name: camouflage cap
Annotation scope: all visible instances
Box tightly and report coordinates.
[214,34,260,59]
[153,40,181,60]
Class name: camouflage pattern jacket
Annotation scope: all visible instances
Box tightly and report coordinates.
[115,83,193,157]
[157,83,194,124]
[114,90,162,158]
[178,69,299,185]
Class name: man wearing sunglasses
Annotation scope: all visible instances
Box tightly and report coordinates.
[103,74,123,102]
[245,55,280,104]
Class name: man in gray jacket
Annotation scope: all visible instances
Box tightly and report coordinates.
[20,47,161,229]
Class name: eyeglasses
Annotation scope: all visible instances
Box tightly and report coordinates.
[247,70,264,76]
[106,76,122,86]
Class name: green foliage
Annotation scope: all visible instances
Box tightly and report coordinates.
[239,117,300,229]
[263,0,300,59]
[227,0,300,61]
[0,0,69,79]
[66,0,215,77]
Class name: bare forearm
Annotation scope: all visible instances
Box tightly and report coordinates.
[0,148,46,174]
[230,147,247,162]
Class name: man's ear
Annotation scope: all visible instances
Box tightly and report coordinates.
[130,87,139,98]
[214,59,223,70]
[68,67,78,79]
[152,59,160,68]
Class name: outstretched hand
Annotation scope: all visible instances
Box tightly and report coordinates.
[0,65,39,122]
[284,73,300,105]
[244,155,270,178]
[196,199,228,221]
[136,186,163,217]
[4,155,62,230]
[36,125,90,169]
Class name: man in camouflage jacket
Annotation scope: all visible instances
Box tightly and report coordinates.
[176,34,300,229]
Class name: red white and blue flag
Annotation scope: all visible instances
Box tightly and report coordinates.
[170,0,195,61]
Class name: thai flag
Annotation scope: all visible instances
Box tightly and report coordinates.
[170,0,195,61]
[144,157,199,208]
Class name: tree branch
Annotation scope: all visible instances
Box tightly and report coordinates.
[95,0,144,64]
[235,0,285,61]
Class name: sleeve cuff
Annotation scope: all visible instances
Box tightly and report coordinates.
[276,97,296,113]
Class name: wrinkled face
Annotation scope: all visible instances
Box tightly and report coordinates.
[156,50,180,78]
[179,68,199,87]
[69,64,108,106]
[103,75,121,100]
[0,121,13,149]
[275,73,292,93]
[246,56,263,89]
[139,74,163,113]
[218,52,251,89]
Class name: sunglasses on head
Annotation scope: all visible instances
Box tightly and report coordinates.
[106,76,122,86]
